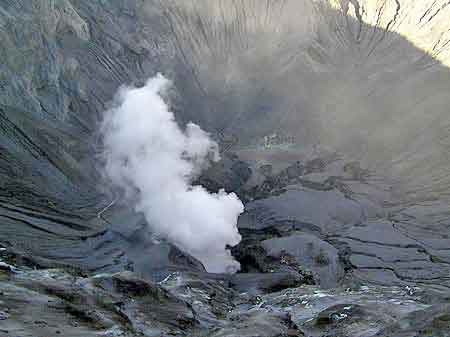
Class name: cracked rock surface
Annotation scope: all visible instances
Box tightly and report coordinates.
[2,0,450,336]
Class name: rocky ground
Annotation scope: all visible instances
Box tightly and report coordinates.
[2,0,450,336]
[1,234,450,337]
[2,152,450,336]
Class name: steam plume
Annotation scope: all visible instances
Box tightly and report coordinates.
[101,74,244,273]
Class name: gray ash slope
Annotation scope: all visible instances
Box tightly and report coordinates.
[1,0,450,336]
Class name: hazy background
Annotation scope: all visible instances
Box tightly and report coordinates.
[155,0,450,204]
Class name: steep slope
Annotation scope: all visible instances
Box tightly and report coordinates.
[1,2,450,335]
[164,0,450,203]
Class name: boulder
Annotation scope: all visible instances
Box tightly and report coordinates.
[261,234,344,288]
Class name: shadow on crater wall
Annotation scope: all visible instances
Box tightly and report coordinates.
[165,0,450,204]
[0,0,449,272]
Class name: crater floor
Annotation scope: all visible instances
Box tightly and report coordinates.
[1,1,450,336]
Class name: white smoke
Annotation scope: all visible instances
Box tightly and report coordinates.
[101,74,244,273]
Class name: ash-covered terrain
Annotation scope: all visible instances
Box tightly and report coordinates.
[1,1,450,336]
